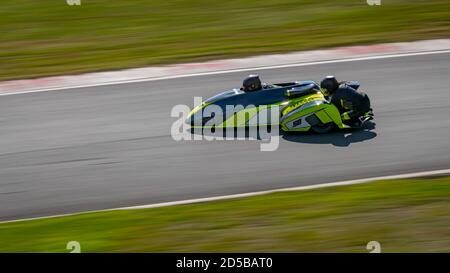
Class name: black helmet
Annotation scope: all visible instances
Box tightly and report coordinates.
[320,75,339,94]
[242,74,262,92]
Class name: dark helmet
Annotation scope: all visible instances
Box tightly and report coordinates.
[320,75,339,94]
[242,74,262,92]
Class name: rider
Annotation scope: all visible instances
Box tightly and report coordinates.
[320,75,371,124]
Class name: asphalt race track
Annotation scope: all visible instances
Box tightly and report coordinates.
[1,53,449,221]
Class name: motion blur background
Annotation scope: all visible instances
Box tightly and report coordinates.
[1,0,449,81]
[0,0,450,252]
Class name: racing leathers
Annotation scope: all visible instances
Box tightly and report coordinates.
[330,82,371,124]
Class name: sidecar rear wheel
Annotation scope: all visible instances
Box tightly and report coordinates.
[311,123,335,134]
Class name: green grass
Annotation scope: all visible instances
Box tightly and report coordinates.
[1,176,450,252]
[0,0,449,81]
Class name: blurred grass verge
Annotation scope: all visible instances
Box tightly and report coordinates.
[1,176,450,252]
[0,0,449,81]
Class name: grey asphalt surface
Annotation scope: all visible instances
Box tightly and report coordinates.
[1,52,450,221]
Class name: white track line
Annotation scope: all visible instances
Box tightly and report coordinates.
[2,168,450,224]
[1,49,450,97]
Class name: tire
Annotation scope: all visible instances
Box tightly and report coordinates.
[311,123,335,134]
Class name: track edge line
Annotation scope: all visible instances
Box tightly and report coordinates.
[2,168,450,224]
